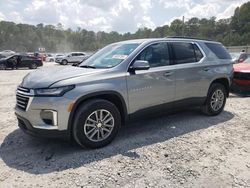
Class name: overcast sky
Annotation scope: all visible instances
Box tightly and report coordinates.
[0,0,248,33]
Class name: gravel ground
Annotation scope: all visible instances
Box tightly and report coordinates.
[0,63,250,188]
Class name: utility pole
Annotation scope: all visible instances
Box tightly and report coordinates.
[182,16,185,36]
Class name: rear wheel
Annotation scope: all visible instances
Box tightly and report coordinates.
[61,60,68,65]
[29,63,37,69]
[0,64,6,70]
[73,99,121,148]
[202,83,227,116]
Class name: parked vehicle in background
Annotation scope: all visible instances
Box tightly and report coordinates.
[45,54,55,62]
[34,52,46,61]
[238,53,250,63]
[231,57,250,95]
[55,52,86,65]
[230,52,241,63]
[229,52,250,64]
[0,54,43,70]
[72,54,92,66]
[15,38,233,149]
[0,50,15,57]
[55,54,64,58]
[0,54,6,59]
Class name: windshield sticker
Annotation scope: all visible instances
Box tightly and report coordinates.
[112,54,128,60]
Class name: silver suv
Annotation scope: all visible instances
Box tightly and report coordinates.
[55,52,86,65]
[15,38,233,148]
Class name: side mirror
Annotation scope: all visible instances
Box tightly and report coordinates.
[129,60,150,71]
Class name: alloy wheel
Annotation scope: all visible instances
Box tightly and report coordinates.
[84,109,114,142]
[210,89,224,111]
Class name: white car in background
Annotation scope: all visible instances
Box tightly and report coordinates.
[0,50,15,57]
[55,52,86,65]
[45,54,55,62]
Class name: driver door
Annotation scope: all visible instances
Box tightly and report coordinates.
[126,42,176,115]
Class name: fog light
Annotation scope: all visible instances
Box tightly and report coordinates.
[40,110,58,126]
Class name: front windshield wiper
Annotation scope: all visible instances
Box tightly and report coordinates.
[79,65,96,69]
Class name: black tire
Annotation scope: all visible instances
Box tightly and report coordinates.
[50,59,54,62]
[202,83,227,116]
[0,64,7,70]
[29,63,37,69]
[61,60,68,65]
[73,99,121,149]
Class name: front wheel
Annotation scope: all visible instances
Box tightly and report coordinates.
[29,63,37,69]
[73,99,121,148]
[0,64,6,70]
[61,60,68,65]
[202,83,227,116]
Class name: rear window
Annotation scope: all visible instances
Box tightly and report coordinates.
[205,43,231,59]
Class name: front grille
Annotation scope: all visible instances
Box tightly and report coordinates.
[17,87,30,93]
[234,72,250,80]
[16,86,32,111]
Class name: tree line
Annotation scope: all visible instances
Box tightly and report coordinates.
[0,2,250,52]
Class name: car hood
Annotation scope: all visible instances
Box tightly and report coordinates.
[233,63,250,73]
[20,66,106,88]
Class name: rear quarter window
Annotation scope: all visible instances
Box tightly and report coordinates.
[205,43,231,59]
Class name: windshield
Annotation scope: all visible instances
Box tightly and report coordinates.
[80,42,140,68]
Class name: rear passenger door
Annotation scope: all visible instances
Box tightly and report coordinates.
[170,42,210,106]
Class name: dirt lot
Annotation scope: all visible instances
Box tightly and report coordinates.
[0,63,250,188]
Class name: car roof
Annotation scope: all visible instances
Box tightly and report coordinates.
[116,37,219,45]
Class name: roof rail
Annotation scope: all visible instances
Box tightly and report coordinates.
[165,36,213,41]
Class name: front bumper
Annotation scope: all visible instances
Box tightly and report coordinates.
[15,85,77,139]
[16,114,70,139]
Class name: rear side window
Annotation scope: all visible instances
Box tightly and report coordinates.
[171,42,197,64]
[205,43,231,59]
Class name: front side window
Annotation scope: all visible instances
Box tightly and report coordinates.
[136,42,170,68]
[8,56,17,61]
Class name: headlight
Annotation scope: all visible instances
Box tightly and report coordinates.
[34,85,75,97]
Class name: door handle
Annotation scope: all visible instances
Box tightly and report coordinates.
[203,67,210,71]
[164,71,173,77]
